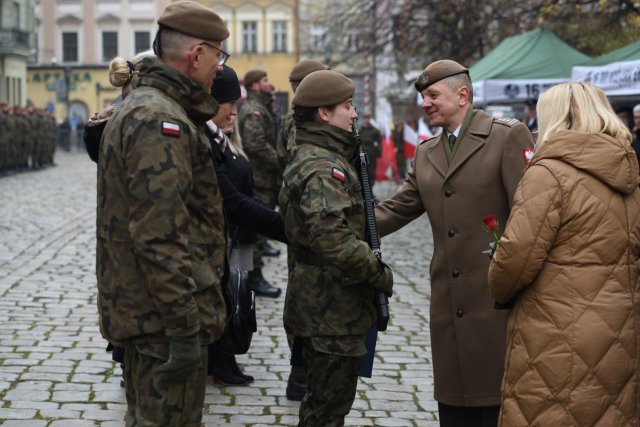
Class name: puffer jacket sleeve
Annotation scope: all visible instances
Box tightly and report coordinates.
[488,163,562,304]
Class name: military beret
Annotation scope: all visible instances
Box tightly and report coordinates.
[158,1,229,42]
[293,70,355,107]
[211,65,241,104]
[244,70,267,88]
[414,59,469,92]
[288,60,329,83]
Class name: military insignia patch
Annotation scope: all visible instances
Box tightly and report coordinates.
[331,167,346,181]
[162,121,180,137]
[523,147,534,164]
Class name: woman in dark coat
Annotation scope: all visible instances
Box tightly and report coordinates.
[204,65,286,385]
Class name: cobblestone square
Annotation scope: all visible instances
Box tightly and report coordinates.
[0,152,438,426]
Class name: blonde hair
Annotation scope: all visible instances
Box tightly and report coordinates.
[227,120,248,160]
[108,57,133,88]
[536,82,631,147]
[108,50,156,97]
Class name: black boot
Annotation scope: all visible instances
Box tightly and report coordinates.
[248,268,282,298]
[286,365,307,401]
[211,353,252,386]
[263,241,281,257]
[228,353,254,383]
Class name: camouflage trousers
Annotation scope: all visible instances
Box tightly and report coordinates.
[253,185,278,269]
[299,338,362,427]
[124,344,208,426]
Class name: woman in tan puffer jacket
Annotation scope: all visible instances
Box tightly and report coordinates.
[488,82,640,427]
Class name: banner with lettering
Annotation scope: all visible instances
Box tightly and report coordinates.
[473,78,567,104]
[571,60,640,96]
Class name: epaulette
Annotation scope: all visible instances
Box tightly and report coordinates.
[494,117,519,127]
[419,135,438,146]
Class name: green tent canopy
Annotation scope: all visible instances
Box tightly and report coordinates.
[470,28,590,81]
[580,39,640,66]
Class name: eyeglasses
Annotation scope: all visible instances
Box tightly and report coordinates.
[199,42,230,66]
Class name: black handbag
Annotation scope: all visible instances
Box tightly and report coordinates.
[220,267,257,355]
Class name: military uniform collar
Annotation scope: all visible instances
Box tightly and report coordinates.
[134,58,219,124]
[296,122,358,160]
[465,109,493,137]
[246,90,273,108]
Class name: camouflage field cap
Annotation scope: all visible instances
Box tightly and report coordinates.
[288,60,329,83]
[158,1,229,42]
[293,70,355,107]
[244,69,267,88]
[414,59,468,92]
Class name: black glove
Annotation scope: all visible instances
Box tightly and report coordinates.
[371,259,394,297]
[158,334,201,382]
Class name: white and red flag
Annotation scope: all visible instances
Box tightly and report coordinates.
[403,122,420,159]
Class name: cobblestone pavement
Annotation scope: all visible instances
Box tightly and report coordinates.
[0,152,438,426]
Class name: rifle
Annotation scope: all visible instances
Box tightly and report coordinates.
[353,119,390,332]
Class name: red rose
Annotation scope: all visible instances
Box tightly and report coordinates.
[483,214,497,231]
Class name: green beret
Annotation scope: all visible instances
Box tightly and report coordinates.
[244,69,267,88]
[414,59,469,92]
[288,60,329,83]
[293,70,355,107]
[158,1,229,42]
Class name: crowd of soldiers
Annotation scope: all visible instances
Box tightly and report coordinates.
[0,103,57,175]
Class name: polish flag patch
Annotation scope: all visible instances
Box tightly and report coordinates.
[162,121,180,137]
[331,167,346,182]
[523,147,534,164]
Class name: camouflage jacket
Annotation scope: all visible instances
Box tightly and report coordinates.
[358,123,382,158]
[276,108,295,170]
[279,122,380,341]
[96,59,227,357]
[238,91,280,191]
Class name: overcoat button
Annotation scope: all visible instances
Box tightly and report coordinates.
[444,190,453,197]
[452,270,460,278]
[448,229,455,237]
[456,309,464,318]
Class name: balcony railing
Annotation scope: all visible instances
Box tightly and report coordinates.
[0,29,30,50]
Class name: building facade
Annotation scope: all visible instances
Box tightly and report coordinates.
[0,0,36,106]
[28,0,298,122]
[29,0,168,122]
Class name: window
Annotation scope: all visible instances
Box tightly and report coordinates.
[346,30,359,52]
[12,2,20,29]
[243,22,257,53]
[134,31,150,54]
[311,25,326,51]
[102,31,118,62]
[62,32,78,62]
[272,21,287,53]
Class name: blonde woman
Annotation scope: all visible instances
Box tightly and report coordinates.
[488,82,640,426]
[83,50,155,162]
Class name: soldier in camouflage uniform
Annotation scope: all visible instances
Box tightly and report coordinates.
[96,2,230,425]
[3,105,16,171]
[275,59,329,402]
[358,109,382,190]
[238,69,282,298]
[279,70,394,426]
[276,60,329,171]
